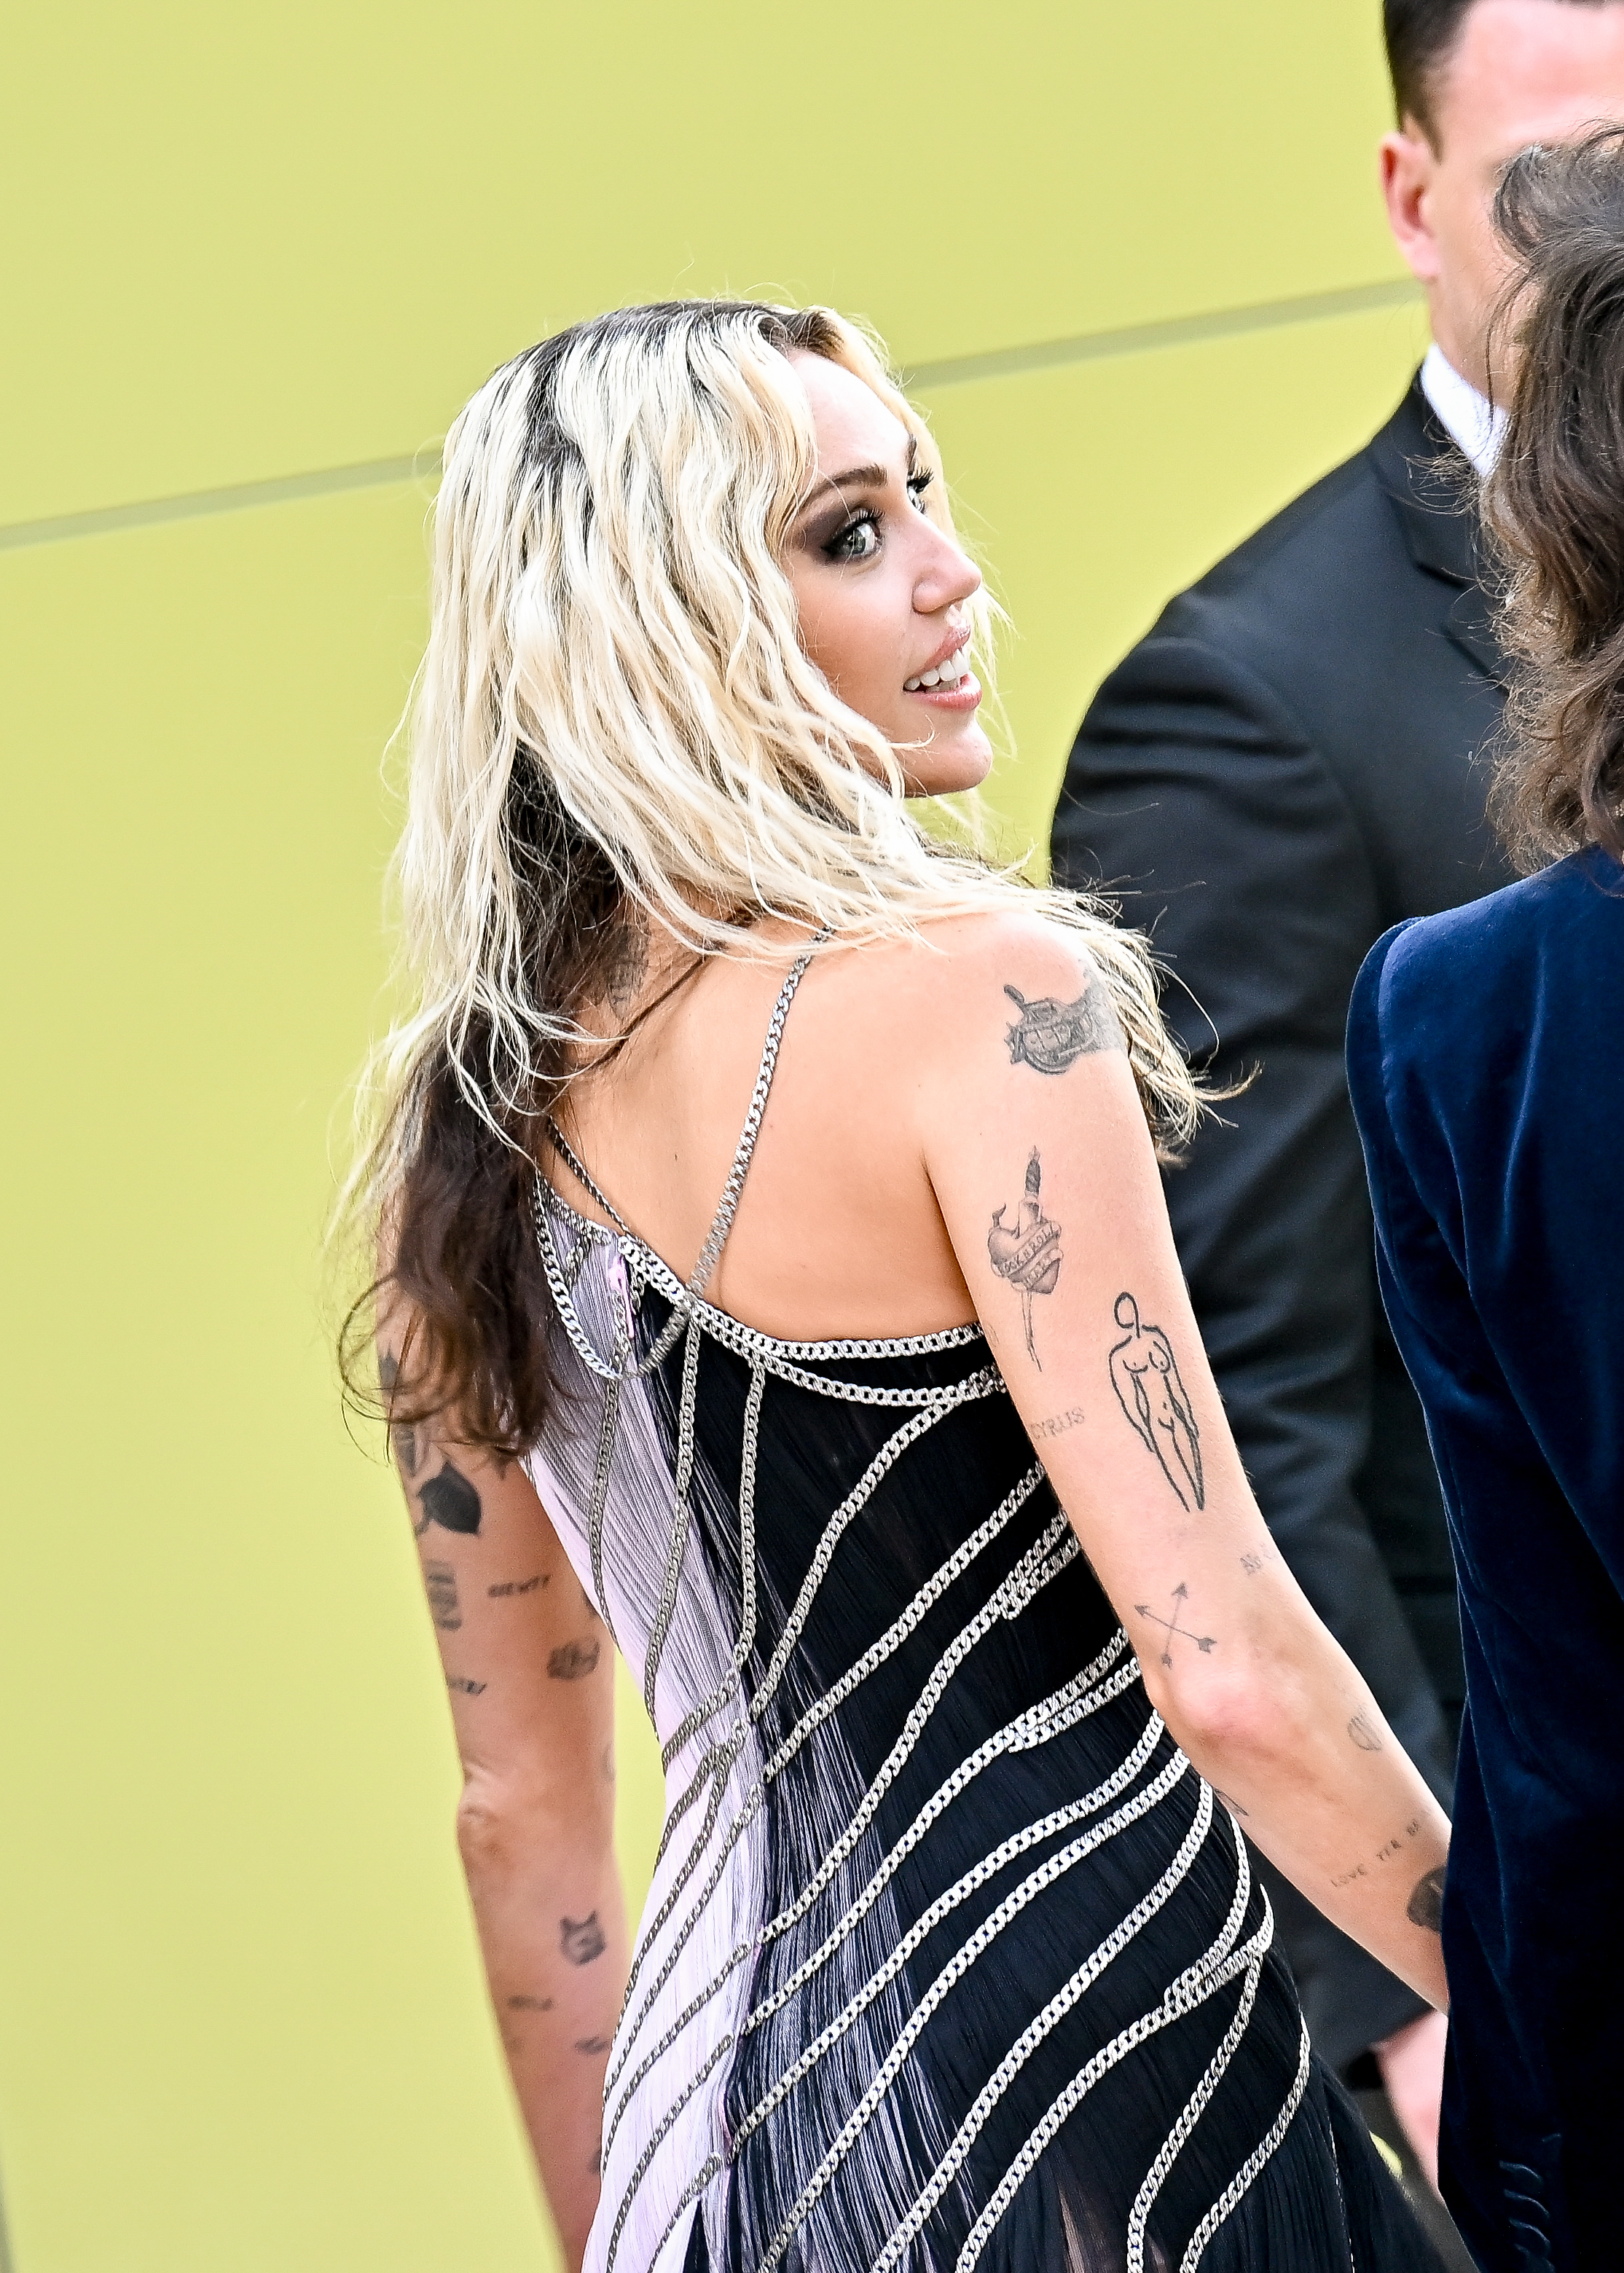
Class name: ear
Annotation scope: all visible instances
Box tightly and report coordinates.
[1381,123,1444,284]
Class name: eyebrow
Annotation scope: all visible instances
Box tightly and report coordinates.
[797,433,919,516]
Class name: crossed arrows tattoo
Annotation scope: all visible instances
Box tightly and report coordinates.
[1134,1582,1217,1669]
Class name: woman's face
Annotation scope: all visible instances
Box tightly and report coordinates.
[783,351,992,795]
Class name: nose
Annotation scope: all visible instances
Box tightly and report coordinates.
[914,520,982,617]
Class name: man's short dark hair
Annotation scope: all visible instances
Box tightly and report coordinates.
[1386,0,1611,141]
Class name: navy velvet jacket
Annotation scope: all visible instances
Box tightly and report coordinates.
[1347,851,1624,2273]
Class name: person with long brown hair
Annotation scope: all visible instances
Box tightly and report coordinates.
[1349,126,1624,2273]
[348,300,1449,2271]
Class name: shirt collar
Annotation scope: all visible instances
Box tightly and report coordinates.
[1420,344,1507,477]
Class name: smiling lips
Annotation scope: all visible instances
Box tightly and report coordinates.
[904,644,981,707]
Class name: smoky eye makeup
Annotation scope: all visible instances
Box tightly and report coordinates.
[796,441,925,560]
[821,508,881,562]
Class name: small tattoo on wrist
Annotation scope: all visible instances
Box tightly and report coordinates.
[1347,1710,1384,1754]
[447,1674,487,1696]
[549,1638,602,1681]
[488,1573,547,1597]
[1239,1551,1264,1576]
[1030,1406,1085,1443]
[574,2034,612,2054]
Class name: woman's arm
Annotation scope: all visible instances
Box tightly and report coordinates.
[919,920,1450,2012]
[381,1352,625,2271]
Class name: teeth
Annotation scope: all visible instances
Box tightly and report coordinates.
[906,649,968,694]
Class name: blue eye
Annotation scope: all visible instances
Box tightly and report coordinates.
[908,471,935,513]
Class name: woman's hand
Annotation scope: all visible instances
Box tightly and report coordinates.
[918,917,1451,2013]
[380,1341,625,2272]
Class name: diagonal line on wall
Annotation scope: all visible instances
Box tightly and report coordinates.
[0,452,442,554]
[903,275,1422,390]
[0,277,1421,554]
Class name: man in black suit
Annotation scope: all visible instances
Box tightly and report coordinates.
[1051,0,1624,2186]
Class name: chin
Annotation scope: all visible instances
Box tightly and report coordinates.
[904,731,995,798]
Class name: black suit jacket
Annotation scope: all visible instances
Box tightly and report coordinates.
[1051,377,1513,2068]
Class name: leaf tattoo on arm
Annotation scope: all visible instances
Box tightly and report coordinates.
[1107,1292,1204,1510]
[987,1150,1063,1367]
[415,1461,482,1536]
[1407,1865,1446,1934]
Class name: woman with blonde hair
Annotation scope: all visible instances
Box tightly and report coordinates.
[353,299,1448,2272]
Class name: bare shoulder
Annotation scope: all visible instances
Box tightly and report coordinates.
[815,911,1124,1082]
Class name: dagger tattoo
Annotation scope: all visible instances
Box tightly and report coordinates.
[988,1149,1064,1367]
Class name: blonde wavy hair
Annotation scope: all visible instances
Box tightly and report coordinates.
[344,299,1201,1450]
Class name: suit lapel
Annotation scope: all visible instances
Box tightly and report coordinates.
[1368,377,1512,686]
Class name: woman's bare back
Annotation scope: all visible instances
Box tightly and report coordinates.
[554,917,985,1343]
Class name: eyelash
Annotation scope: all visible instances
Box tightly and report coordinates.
[824,471,935,560]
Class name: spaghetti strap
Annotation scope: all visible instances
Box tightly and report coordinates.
[682,934,825,1295]
[538,934,826,1377]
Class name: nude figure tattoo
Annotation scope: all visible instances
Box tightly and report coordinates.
[988,1150,1063,1367]
[1108,1293,1205,1510]
[1134,1582,1217,1668]
[561,1912,607,1966]
[415,1461,482,1537]
[1002,981,1121,1073]
[1407,1865,1446,1933]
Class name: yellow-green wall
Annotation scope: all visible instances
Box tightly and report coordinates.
[1,8,1425,2267]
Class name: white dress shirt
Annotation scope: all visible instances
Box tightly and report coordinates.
[1419,342,1507,476]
